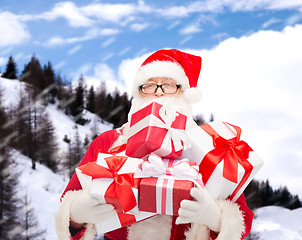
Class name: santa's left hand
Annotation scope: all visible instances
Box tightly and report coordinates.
[176,187,221,232]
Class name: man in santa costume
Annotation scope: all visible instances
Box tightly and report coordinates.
[55,49,254,240]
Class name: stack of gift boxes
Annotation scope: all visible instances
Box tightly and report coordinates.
[76,102,264,235]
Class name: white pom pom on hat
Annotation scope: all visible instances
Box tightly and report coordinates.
[132,49,202,103]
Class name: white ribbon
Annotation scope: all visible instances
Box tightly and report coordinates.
[158,105,191,152]
[134,153,200,181]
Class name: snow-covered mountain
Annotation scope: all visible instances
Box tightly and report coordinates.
[1,76,302,239]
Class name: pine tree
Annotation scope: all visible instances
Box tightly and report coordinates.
[70,76,86,124]
[11,90,38,170]
[2,56,18,79]
[11,91,28,156]
[95,81,108,120]
[109,88,124,128]
[57,77,73,115]
[36,112,58,172]
[64,125,83,179]
[0,91,23,238]
[21,55,46,101]
[86,86,95,113]
[43,61,57,103]
[20,190,46,239]
[0,150,23,239]
[244,180,262,210]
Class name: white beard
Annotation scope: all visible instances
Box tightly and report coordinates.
[111,94,197,149]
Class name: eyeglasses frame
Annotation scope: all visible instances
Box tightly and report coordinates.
[139,83,181,94]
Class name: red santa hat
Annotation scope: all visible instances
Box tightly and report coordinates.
[133,49,202,102]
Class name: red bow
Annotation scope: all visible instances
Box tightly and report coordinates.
[199,123,253,199]
[79,149,137,213]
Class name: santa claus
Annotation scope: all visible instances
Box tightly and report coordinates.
[55,49,254,240]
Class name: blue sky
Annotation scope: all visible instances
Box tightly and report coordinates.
[0,0,301,82]
[1,1,302,195]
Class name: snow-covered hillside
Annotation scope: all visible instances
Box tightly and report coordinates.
[12,150,66,239]
[1,76,302,239]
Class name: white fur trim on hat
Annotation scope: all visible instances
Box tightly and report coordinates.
[55,190,96,240]
[183,87,202,103]
[133,60,190,98]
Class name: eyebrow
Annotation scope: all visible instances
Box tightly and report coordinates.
[145,80,175,84]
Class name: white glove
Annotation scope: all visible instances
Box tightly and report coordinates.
[176,187,221,232]
[70,188,115,225]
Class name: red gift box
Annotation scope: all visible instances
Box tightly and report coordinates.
[134,154,203,216]
[126,102,189,159]
[139,177,193,216]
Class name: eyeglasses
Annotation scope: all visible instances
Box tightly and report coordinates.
[139,83,181,94]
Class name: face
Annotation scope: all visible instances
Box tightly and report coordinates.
[139,77,182,98]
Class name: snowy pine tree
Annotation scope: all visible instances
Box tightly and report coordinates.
[2,56,18,80]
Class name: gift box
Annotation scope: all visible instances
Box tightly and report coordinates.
[126,101,190,159]
[139,177,193,216]
[76,146,157,234]
[134,153,203,216]
[181,121,264,202]
[76,148,142,213]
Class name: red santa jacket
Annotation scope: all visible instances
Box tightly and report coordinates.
[61,129,254,240]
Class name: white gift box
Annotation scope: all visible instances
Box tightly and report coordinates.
[75,150,156,235]
[182,121,264,202]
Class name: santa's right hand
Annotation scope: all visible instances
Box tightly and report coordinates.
[70,188,115,225]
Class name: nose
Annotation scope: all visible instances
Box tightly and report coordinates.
[154,86,165,97]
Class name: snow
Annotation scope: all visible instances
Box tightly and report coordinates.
[12,149,67,239]
[252,206,302,239]
[45,104,113,152]
[0,78,26,107]
[1,76,302,239]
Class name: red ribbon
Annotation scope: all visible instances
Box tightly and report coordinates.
[199,123,254,200]
[78,150,137,213]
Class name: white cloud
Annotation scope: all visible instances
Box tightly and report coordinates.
[130,23,149,32]
[167,20,181,30]
[102,52,115,62]
[211,32,229,40]
[54,60,66,70]
[82,2,136,23]
[285,14,302,25]
[262,17,281,28]
[68,44,82,55]
[79,63,126,94]
[179,23,203,35]
[0,12,30,47]
[19,1,138,28]
[38,1,94,27]
[44,28,120,47]
[117,46,131,57]
[117,24,302,196]
[157,0,302,18]
[102,37,116,48]
[118,53,150,94]
[179,36,193,45]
